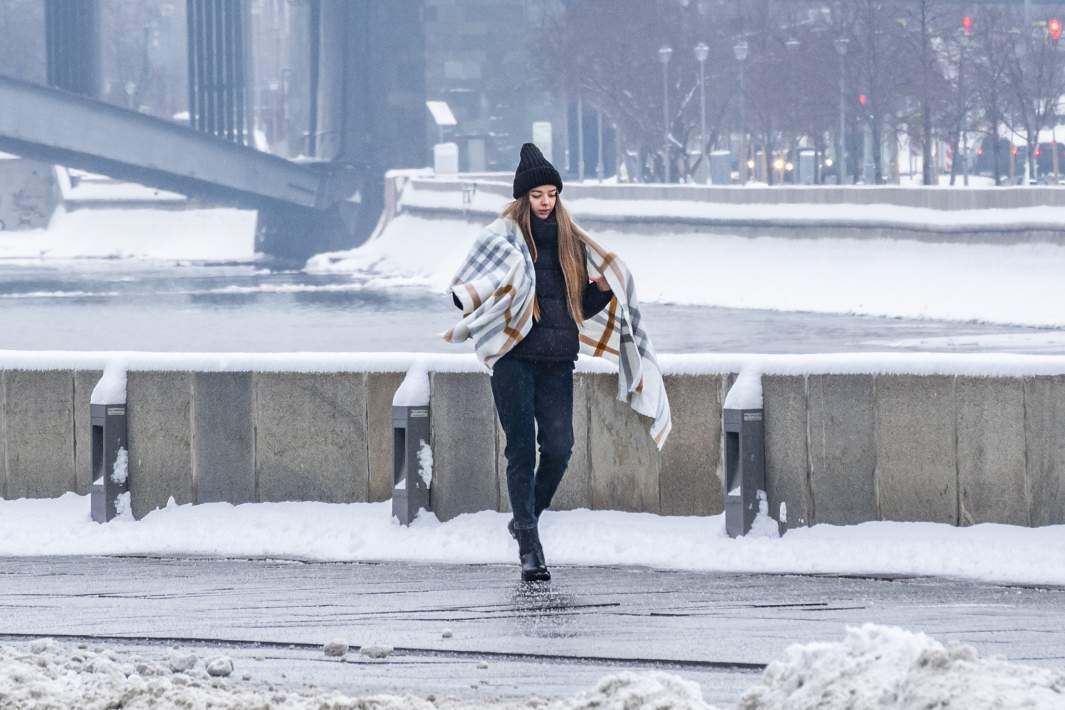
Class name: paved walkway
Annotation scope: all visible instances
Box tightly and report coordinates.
[1,557,1063,706]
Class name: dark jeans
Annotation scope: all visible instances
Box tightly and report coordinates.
[490,355,574,531]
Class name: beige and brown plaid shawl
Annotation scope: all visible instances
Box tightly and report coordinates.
[444,217,672,449]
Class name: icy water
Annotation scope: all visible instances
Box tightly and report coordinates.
[0,259,1061,353]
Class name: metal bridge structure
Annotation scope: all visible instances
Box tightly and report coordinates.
[0,0,426,261]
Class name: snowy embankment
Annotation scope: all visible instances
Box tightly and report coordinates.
[0,207,256,260]
[307,206,1065,328]
[2,625,1063,709]
[2,493,1064,587]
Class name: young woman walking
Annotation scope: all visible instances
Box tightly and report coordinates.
[445,143,672,582]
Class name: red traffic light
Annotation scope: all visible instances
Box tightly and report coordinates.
[976,147,984,157]
[1049,18,1062,42]
[962,15,974,35]
[858,94,867,107]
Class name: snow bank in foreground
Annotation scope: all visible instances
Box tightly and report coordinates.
[739,624,1065,710]
[2,494,1064,586]
[0,207,256,261]
[310,212,1065,328]
[3,625,1062,709]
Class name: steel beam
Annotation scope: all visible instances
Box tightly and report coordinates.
[0,75,332,211]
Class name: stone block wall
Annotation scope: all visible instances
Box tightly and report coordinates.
[2,366,1065,528]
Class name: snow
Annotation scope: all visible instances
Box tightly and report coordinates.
[90,360,127,405]
[723,365,762,410]
[15,349,1065,383]
[110,447,128,485]
[418,440,433,488]
[323,639,348,657]
[322,205,1065,328]
[1,625,1062,709]
[393,359,432,406]
[0,207,255,261]
[113,491,132,519]
[2,494,1064,587]
[747,491,782,539]
[738,624,1065,710]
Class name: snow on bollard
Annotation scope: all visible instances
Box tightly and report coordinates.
[391,360,433,526]
[723,366,783,538]
[90,360,129,523]
[323,639,349,657]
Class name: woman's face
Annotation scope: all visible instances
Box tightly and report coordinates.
[528,185,557,220]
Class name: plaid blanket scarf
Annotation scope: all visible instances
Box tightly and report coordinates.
[443,217,672,449]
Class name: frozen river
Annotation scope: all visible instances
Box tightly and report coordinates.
[0,259,1062,354]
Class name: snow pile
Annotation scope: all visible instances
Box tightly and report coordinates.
[739,624,1065,710]
[3,494,1065,586]
[557,671,718,710]
[0,640,433,710]
[418,440,434,488]
[0,207,255,261]
[747,491,781,539]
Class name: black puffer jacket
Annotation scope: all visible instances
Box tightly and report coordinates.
[452,212,614,363]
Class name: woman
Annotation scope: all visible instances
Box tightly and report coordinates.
[445,143,671,583]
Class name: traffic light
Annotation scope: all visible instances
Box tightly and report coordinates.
[858,94,867,107]
[962,15,974,35]
[1049,18,1062,42]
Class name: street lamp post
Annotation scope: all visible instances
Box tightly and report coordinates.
[694,42,710,184]
[658,45,673,182]
[733,39,749,183]
[834,36,850,184]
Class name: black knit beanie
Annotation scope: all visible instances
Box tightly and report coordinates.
[512,142,563,199]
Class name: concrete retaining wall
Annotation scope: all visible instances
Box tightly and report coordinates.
[0,158,58,231]
[392,176,1065,246]
[2,367,1064,528]
[406,175,1065,210]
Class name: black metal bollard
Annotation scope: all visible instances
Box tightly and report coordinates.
[391,404,431,525]
[90,402,128,523]
[724,406,767,538]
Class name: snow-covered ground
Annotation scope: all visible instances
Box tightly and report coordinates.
[2,624,1062,709]
[0,207,255,261]
[309,211,1065,328]
[2,493,1063,587]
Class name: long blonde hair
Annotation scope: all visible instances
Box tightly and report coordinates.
[502,194,590,323]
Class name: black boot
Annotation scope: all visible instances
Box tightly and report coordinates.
[507,518,517,540]
[514,526,550,582]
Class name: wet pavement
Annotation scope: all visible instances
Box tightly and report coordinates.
[1,557,1063,706]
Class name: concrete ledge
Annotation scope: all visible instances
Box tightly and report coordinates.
[366,372,406,503]
[128,372,193,519]
[875,375,958,524]
[4,360,1065,528]
[807,375,877,525]
[430,372,497,521]
[1024,376,1065,527]
[73,370,102,495]
[659,374,724,516]
[763,375,810,528]
[192,372,254,505]
[588,374,661,513]
[956,378,1027,526]
[253,373,368,504]
[2,370,75,499]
